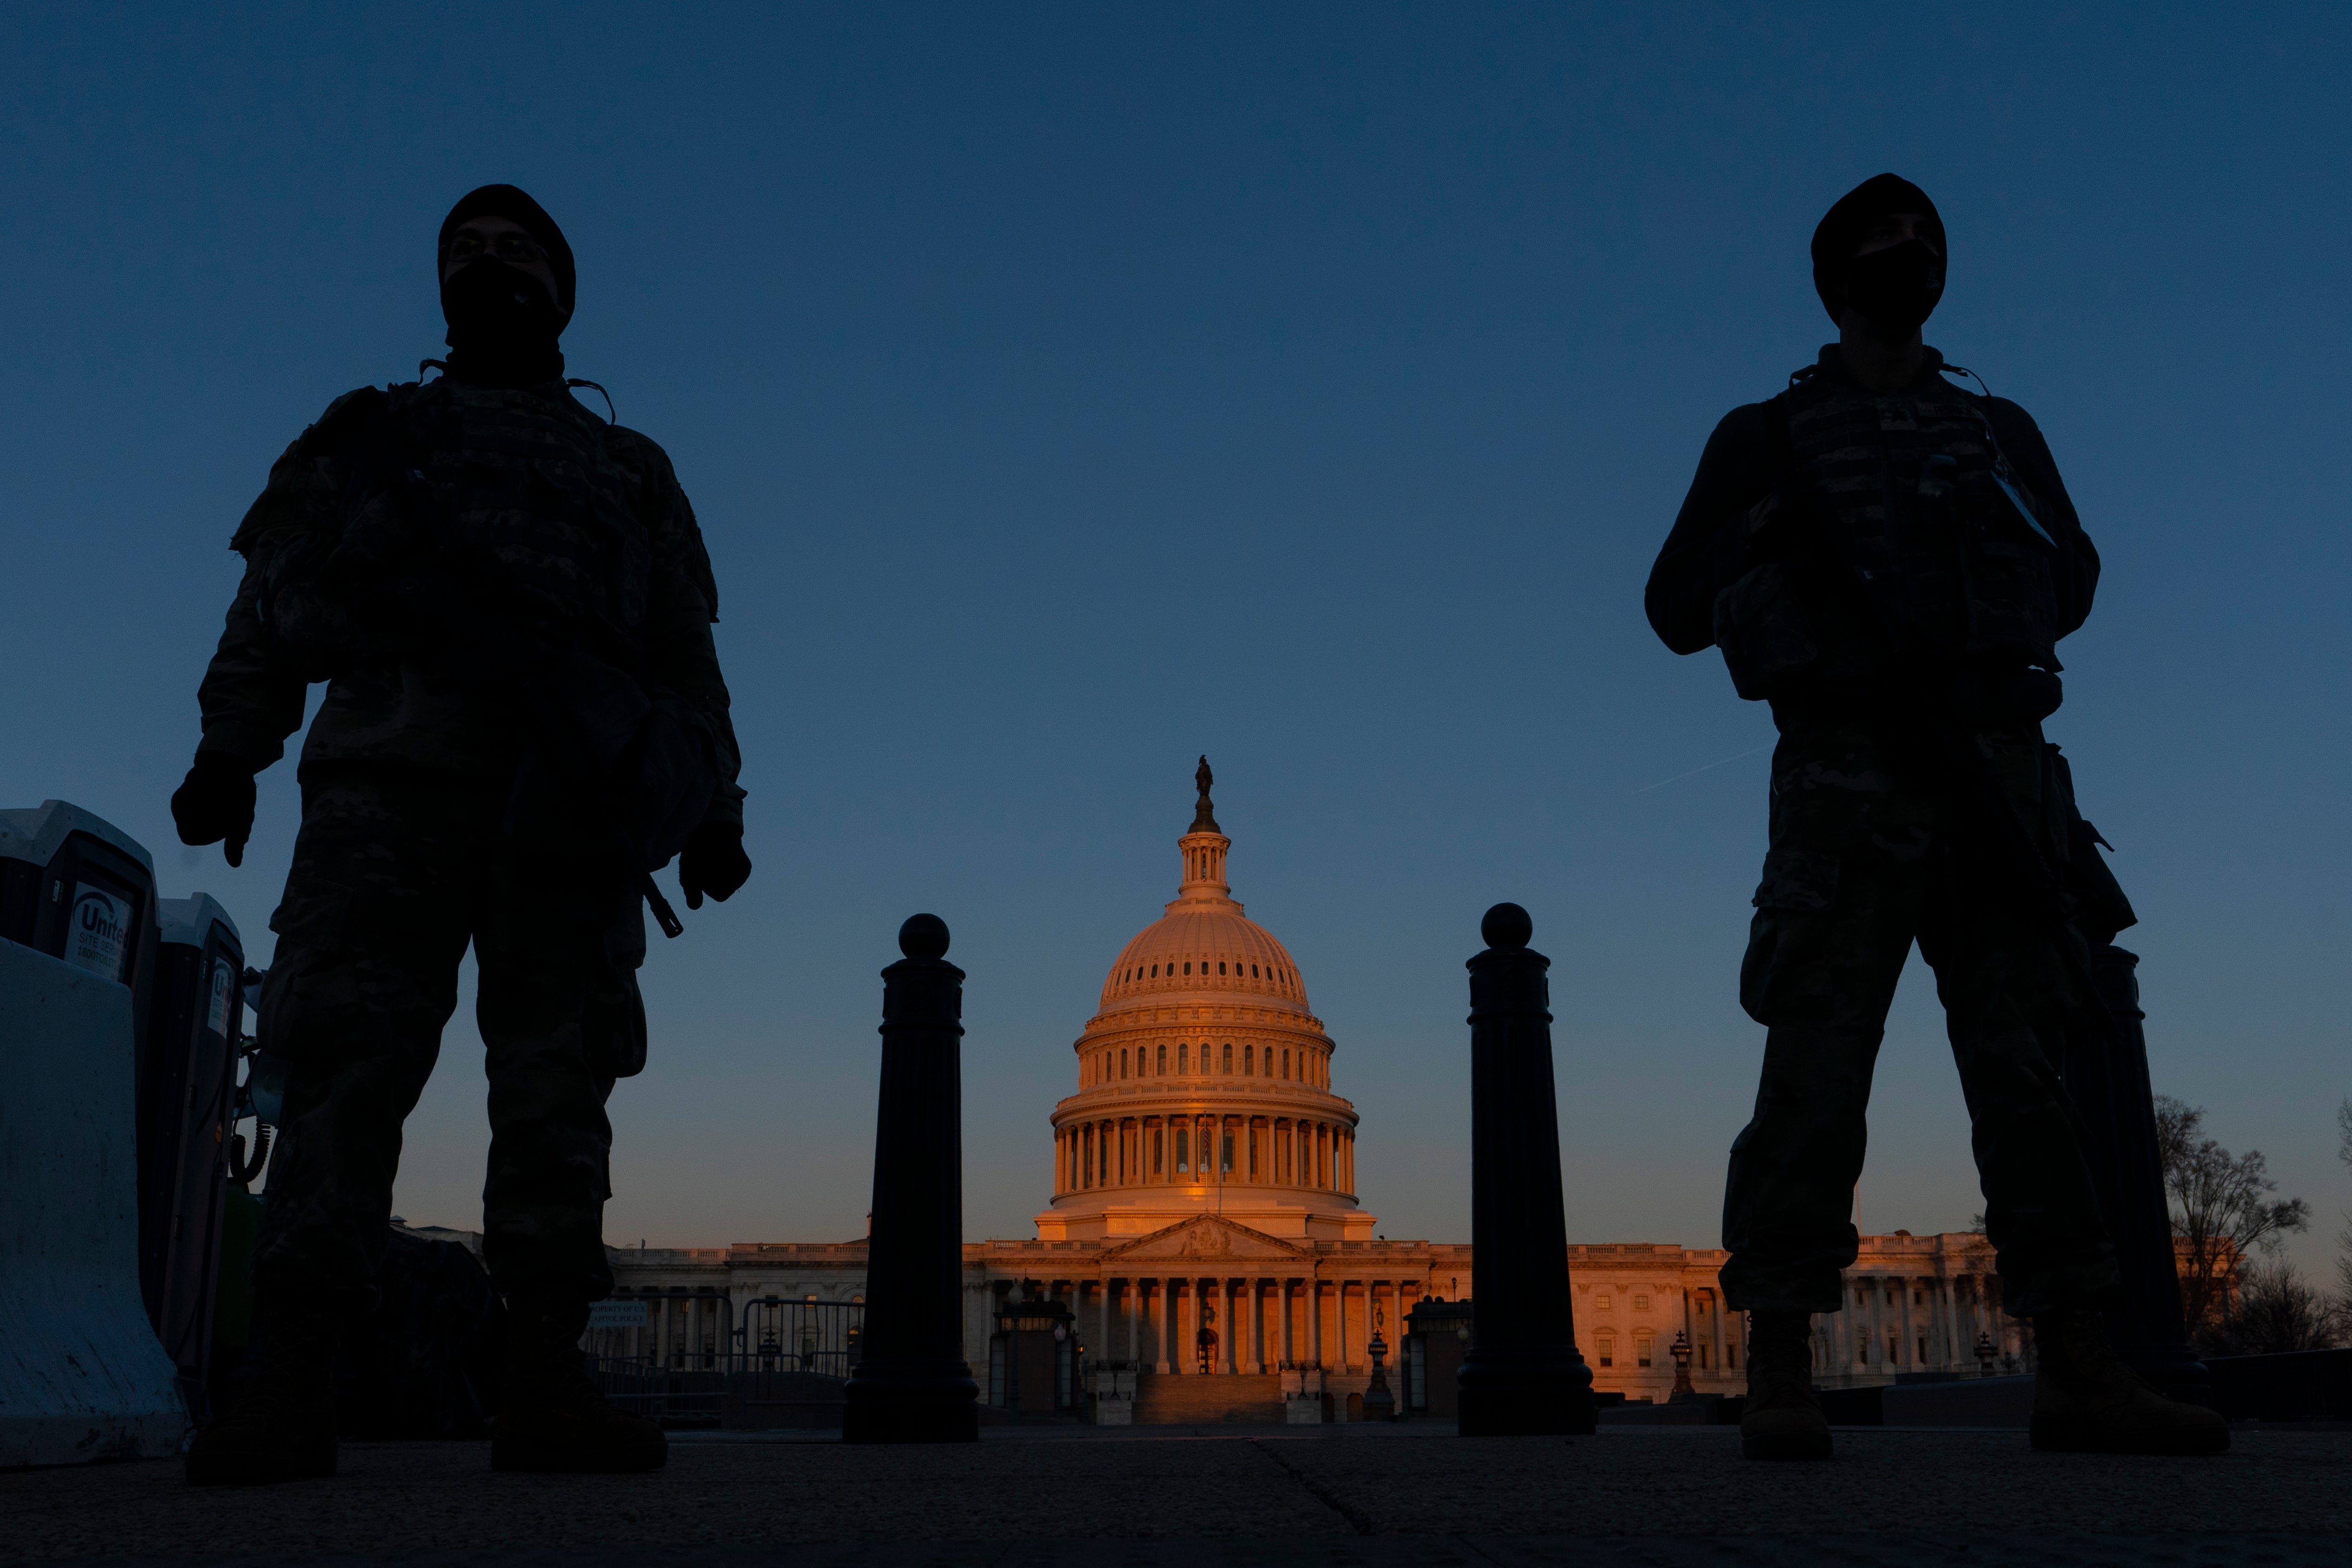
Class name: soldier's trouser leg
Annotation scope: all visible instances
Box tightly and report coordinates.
[1719,802,1923,1313]
[473,850,629,1304]
[251,770,476,1296]
[1913,733,2115,1314]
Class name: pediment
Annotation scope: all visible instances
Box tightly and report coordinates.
[1099,1214,1311,1264]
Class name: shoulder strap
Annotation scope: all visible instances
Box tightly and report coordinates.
[1761,387,1794,483]
[1938,363,2059,549]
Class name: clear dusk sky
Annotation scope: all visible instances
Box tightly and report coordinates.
[5,5,2346,1276]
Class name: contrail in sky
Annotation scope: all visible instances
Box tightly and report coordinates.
[1632,742,1774,795]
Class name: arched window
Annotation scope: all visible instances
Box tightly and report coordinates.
[1218,961,1226,975]
[1183,962,1191,975]
[1243,1044,1254,1074]
[1150,964,1157,978]
[1121,1049,1129,1079]
[1178,1043,1189,1074]
[1222,1043,1232,1073]
[1282,1048,1290,1079]
[1156,1044,1167,1073]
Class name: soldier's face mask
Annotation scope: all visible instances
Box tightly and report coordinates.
[1842,238,1945,335]
[440,258,565,383]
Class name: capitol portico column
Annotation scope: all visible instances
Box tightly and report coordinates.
[1101,1277,1114,1366]
[1307,1279,1322,1368]
[1279,1279,1293,1367]
[1233,1277,1247,1374]
[1220,1277,1235,1373]
[1175,1280,1191,1375]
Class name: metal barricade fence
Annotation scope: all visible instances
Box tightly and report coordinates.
[585,1299,865,1429]
[739,1297,863,1378]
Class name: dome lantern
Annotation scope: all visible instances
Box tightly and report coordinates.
[1177,754,1232,903]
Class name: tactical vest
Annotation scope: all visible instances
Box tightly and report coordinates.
[1712,365,2063,706]
[397,378,653,652]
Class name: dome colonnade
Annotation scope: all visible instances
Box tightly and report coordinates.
[1036,762,1372,1242]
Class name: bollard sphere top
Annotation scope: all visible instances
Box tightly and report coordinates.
[899,913,951,960]
[1481,902,1533,949]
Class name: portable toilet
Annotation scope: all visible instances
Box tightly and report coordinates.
[0,800,161,1037]
[149,895,247,1413]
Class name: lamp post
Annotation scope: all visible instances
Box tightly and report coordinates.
[1457,904,1597,1436]
[1669,1331,1695,1403]
[1363,1309,1396,1422]
[1974,1332,1997,1378]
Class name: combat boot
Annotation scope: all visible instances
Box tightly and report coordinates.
[2029,1303,2229,1455]
[185,1294,341,1485]
[1739,1311,1832,1461]
[491,1294,666,1473]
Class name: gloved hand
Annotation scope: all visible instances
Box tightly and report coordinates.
[678,820,751,910]
[171,752,259,867]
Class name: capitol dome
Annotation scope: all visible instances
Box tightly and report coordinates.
[1095,842,1311,1021]
[1037,761,1373,1243]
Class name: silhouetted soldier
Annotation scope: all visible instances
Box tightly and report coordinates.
[1646,174,2224,1460]
[171,185,751,1482]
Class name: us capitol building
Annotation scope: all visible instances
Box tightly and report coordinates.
[605,765,2029,1417]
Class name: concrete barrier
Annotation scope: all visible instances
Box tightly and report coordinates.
[1,940,186,1467]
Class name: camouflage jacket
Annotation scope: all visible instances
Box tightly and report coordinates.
[195,376,744,832]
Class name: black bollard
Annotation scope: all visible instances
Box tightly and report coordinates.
[1456,903,1596,1437]
[842,914,980,1442]
[2063,945,2209,1404]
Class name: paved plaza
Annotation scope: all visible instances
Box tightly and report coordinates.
[5,1424,2345,1567]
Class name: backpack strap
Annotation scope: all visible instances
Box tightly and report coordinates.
[1761,387,1794,483]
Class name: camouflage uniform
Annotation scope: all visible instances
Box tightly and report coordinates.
[197,375,742,1305]
[1721,718,2115,1314]
[1649,346,2120,1318]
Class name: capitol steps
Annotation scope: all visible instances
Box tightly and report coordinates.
[1131,1371,1285,1424]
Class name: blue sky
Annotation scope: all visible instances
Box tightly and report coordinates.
[5,4,2345,1275]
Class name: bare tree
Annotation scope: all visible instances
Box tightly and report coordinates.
[2153,1096,2311,1349]
[2337,1097,2352,1306]
[2225,1259,2347,1355]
